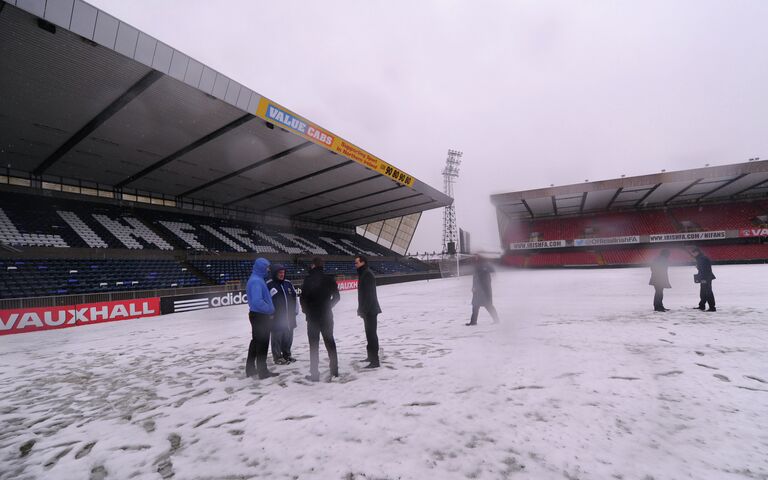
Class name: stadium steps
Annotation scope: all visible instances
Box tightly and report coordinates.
[665,209,684,232]
[178,259,217,286]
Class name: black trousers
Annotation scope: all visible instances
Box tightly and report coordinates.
[363,313,379,364]
[271,328,294,361]
[469,303,499,325]
[307,316,338,376]
[653,286,665,310]
[246,312,272,376]
[698,281,715,309]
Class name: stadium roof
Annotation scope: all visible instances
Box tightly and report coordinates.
[0,0,451,227]
[491,160,768,219]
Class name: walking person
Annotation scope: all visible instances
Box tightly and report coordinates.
[355,255,381,369]
[245,258,278,379]
[649,249,671,312]
[299,257,340,381]
[466,255,500,326]
[691,247,716,311]
[267,264,299,365]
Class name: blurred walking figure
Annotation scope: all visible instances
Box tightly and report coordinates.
[355,255,381,368]
[300,257,341,381]
[649,249,671,312]
[466,255,500,326]
[267,264,299,365]
[245,258,278,379]
[691,247,716,311]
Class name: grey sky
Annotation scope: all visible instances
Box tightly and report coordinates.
[90,0,768,253]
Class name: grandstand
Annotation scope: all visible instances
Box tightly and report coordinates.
[492,161,768,268]
[0,0,449,313]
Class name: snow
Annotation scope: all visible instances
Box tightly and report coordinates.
[1,264,767,480]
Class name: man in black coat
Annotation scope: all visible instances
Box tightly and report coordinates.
[266,264,299,364]
[691,247,716,311]
[299,257,340,381]
[649,249,671,312]
[466,255,500,326]
[355,255,382,369]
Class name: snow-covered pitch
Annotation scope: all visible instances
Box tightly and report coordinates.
[1,265,767,480]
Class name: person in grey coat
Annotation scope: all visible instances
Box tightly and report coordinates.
[466,255,500,326]
[355,255,382,368]
[649,249,671,312]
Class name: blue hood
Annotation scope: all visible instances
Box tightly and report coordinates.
[252,258,270,279]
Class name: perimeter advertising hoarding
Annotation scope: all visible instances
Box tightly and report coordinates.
[573,236,640,247]
[738,228,768,237]
[255,98,415,187]
[161,281,360,315]
[510,240,566,250]
[0,298,160,336]
[649,231,727,243]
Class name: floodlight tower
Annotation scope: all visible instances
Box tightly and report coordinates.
[442,149,462,254]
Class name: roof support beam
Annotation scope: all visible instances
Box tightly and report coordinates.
[664,179,701,206]
[606,187,623,210]
[117,114,254,189]
[579,192,588,213]
[178,141,313,199]
[728,177,768,199]
[225,160,353,206]
[339,200,436,225]
[33,70,163,176]
[698,174,748,201]
[551,196,558,216]
[320,193,423,221]
[634,183,661,208]
[520,199,534,218]
[263,174,380,213]
[294,185,403,217]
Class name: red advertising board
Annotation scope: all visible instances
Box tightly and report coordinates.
[0,298,160,336]
[738,228,768,237]
[337,279,359,291]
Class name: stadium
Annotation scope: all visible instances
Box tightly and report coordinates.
[493,161,768,268]
[2,2,767,480]
[0,0,452,332]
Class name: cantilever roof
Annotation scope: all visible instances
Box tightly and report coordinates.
[492,160,768,219]
[0,0,451,226]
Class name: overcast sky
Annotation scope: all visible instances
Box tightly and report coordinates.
[90,0,768,253]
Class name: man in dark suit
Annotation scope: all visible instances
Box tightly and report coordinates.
[299,257,340,381]
[466,255,500,326]
[355,255,382,369]
[691,247,716,311]
[649,249,671,312]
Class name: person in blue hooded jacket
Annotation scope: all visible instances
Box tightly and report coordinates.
[245,258,277,379]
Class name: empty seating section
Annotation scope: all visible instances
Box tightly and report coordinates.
[0,192,397,256]
[504,202,765,244]
[527,251,599,267]
[699,244,768,261]
[0,258,201,299]
[671,203,766,231]
[601,248,693,266]
[189,260,308,285]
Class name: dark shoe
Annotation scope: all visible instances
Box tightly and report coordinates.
[305,374,320,382]
[258,370,279,379]
[359,358,372,363]
[465,322,477,326]
[706,307,716,312]
[274,358,288,365]
[654,308,666,312]
[285,356,296,363]
[693,306,705,310]
[246,369,257,378]
[364,362,380,369]
[330,370,339,378]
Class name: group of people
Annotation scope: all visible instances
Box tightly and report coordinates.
[649,246,716,312]
[244,255,381,381]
